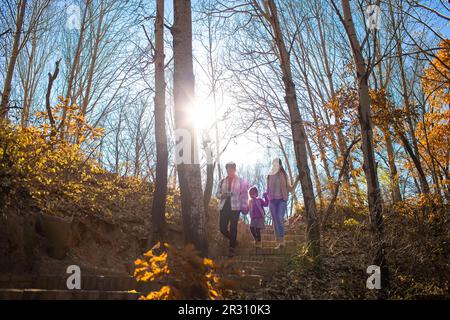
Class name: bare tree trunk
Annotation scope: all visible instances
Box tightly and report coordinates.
[80,3,105,116]
[292,38,333,198]
[150,0,168,245]
[0,0,27,119]
[384,131,402,203]
[339,0,388,297]
[323,138,360,227]
[259,0,320,257]
[374,34,401,204]
[397,50,429,194]
[388,1,429,194]
[114,105,125,174]
[306,136,323,209]
[203,144,215,211]
[62,0,90,135]
[21,30,37,128]
[398,131,430,193]
[172,0,208,256]
[45,59,61,136]
[314,5,353,199]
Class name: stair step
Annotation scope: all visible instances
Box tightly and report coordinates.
[0,274,158,293]
[240,235,304,241]
[216,246,299,257]
[0,289,140,300]
[234,247,296,255]
[258,230,303,235]
[216,255,286,262]
[228,275,263,290]
[224,261,278,270]
[236,241,298,248]
[37,259,127,276]
[240,268,273,277]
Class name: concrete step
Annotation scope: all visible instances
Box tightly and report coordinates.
[216,255,287,262]
[236,240,298,248]
[239,234,304,242]
[0,274,158,293]
[228,274,264,291]
[234,247,297,256]
[239,261,280,269]
[216,254,289,279]
[37,258,128,275]
[0,289,140,300]
[257,229,303,235]
[216,245,299,257]
[240,267,274,277]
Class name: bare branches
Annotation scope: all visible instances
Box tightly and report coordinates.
[0,28,11,38]
[407,0,450,21]
[141,24,156,63]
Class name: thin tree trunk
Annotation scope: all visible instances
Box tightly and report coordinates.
[323,138,360,227]
[150,0,168,245]
[114,106,124,174]
[384,131,402,203]
[292,39,333,195]
[397,131,430,193]
[80,4,105,116]
[45,59,61,136]
[339,0,388,297]
[306,136,323,209]
[62,0,90,136]
[21,30,37,128]
[388,1,429,194]
[203,144,215,211]
[260,0,320,257]
[1,0,27,119]
[374,33,401,204]
[172,0,208,256]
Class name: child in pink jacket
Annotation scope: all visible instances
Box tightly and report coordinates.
[248,186,269,248]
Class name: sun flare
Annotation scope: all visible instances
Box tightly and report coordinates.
[190,98,217,133]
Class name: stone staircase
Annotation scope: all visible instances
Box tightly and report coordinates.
[0,258,154,300]
[0,274,141,300]
[0,224,304,300]
[215,223,304,295]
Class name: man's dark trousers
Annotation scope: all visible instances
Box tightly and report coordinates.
[219,197,240,248]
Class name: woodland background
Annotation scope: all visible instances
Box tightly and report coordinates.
[0,0,448,299]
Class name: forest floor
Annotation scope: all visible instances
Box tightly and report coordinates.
[244,205,449,300]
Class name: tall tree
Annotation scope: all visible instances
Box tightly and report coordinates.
[0,0,27,119]
[253,0,320,257]
[332,0,388,297]
[150,0,168,245]
[172,0,208,256]
[388,0,430,194]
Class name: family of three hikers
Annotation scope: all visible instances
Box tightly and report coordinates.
[216,159,289,257]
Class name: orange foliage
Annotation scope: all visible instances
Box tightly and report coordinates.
[422,39,450,109]
[0,101,150,218]
[134,243,236,300]
[419,40,450,189]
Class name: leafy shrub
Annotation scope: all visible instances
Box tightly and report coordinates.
[0,102,150,218]
[134,243,236,300]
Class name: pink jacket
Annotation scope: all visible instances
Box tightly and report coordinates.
[216,176,249,212]
[248,195,269,219]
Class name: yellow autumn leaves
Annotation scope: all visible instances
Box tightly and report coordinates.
[134,243,236,300]
[0,101,149,218]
